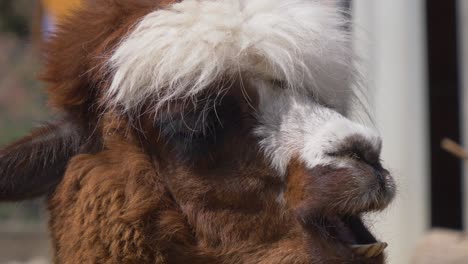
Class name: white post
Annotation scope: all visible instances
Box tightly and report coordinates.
[353,1,429,263]
[458,0,468,230]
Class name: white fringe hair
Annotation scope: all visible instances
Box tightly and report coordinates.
[106,0,357,114]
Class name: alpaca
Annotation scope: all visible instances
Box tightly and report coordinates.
[0,0,396,263]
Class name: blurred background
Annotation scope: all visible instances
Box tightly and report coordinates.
[0,1,78,263]
[0,0,466,263]
[0,1,47,264]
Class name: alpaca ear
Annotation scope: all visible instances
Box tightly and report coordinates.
[0,118,82,201]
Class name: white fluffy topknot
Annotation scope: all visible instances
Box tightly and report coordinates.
[106,0,356,113]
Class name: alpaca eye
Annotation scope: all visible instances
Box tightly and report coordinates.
[269,79,288,89]
[156,96,240,147]
[348,152,362,161]
[172,125,213,142]
[158,112,223,144]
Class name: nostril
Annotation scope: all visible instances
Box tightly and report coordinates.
[327,135,381,166]
[374,167,390,191]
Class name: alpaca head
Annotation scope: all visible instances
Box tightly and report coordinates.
[0,0,395,262]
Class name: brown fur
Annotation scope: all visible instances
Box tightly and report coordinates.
[49,112,310,263]
[41,0,177,123]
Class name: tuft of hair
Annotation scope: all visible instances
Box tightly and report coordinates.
[106,0,357,114]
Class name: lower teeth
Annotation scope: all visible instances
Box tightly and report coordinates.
[351,242,388,258]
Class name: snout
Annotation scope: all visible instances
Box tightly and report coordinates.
[255,89,396,213]
[298,118,396,215]
[328,134,394,199]
[255,91,397,211]
[254,83,395,261]
[284,118,395,261]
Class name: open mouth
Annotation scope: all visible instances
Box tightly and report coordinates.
[320,215,387,259]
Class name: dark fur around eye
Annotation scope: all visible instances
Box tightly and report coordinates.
[156,97,242,146]
[161,113,223,144]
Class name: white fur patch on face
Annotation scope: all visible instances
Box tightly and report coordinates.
[106,0,355,113]
[254,81,381,176]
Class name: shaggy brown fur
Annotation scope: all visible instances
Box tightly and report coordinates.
[41,0,177,123]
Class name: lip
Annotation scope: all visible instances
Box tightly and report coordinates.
[317,215,387,259]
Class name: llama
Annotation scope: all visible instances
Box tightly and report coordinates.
[0,0,396,263]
